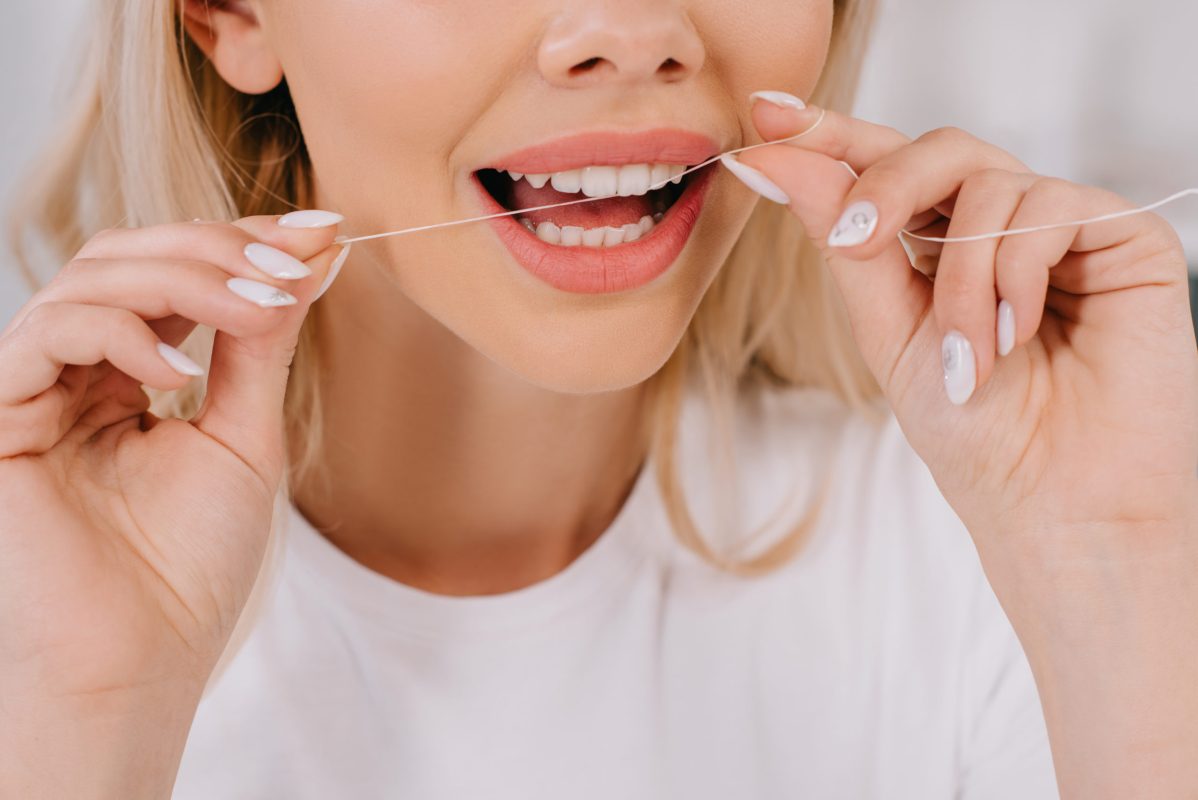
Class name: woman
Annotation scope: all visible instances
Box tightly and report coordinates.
[1,0,1195,796]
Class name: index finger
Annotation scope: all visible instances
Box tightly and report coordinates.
[77,213,342,281]
[749,94,913,174]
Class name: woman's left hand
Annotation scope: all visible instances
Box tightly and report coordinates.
[733,95,1198,561]
[732,93,1198,799]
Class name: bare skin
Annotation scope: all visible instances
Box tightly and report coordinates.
[295,272,653,594]
[1,0,1196,798]
[244,0,829,594]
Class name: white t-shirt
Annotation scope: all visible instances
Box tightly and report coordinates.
[174,381,1059,799]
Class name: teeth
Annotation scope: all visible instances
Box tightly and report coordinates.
[521,213,660,248]
[506,163,690,198]
[581,226,607,247]
[560,225,584,246]
[550,170,582,194]
[535,220,561,244]
[580,166,619,198]
[650,164,673,190]
[616,164,652,197]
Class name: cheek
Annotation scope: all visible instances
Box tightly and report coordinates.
[264,2,527,229]
[258,0,831,394]
[699,0,834,100]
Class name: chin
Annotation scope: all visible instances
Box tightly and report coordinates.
[474,306,691,395]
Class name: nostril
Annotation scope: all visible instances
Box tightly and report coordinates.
[569,57,607,78]
[658,58,686,78]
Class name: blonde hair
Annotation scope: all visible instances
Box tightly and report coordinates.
[8,0,884,593]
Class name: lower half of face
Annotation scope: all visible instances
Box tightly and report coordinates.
[277,0,833,394]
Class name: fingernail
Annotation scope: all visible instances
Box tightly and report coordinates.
[827,200,879,248]
[749,90,807,111]
[996,299,1016,357]
[315,244,351,301]
[942,330,977,405]
[244,242,312,280]
[277,209,345,229]
[226,277,297,308]
[156,341,204,376]
[718,155,790,205]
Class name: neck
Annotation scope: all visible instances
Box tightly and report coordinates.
[287,250,651,596]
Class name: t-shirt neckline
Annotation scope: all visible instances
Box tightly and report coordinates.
[284,453,662,640]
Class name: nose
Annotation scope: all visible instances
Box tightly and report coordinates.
[538,1,706,88]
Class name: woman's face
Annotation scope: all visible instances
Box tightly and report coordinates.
[257,1,833,392]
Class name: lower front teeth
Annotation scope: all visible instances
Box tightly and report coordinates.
[523,214,660,247]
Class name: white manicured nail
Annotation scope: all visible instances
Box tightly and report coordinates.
[827,201,879,248]
[315,244,351,301]
[244,243,312,279]
[277,209,345,229]
[996,299,1016,357]
[749,90,807,110]
[718,155,790,205]
[942,330,977,405]
[226,277,297,307]
[156,342,204,376]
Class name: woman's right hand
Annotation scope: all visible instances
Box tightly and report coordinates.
[0,214,345,796]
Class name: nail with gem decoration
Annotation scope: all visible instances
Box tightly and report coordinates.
[827,200,879,248]
[226,277,297,308]
[942,330,976,405]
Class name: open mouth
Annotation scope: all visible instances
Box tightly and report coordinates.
[476,161,701,248]
[471,128,721,294]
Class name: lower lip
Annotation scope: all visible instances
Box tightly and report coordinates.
[474,166,715,295]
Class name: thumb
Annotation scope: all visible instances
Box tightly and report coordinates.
[730,147,932,393]
[192,220,349,488]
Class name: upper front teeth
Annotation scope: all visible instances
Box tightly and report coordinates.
[502,164,687,198]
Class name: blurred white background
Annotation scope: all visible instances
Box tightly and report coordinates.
[2,0,1196,327]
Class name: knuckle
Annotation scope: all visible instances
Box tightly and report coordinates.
[77,227,122,257]
[963,167,1016,195]
[89,226,122,245]
[919,125,972,148]
[934,274,978,308]
[855,161,905,197]
[107,307,146,338]
[205,220,248,242]
[1144,211,1183,249]
[176,219,236,241]
[22,299,65,331]
[1026,175,1072,200]
[1139,214,1187,273]
[54,256,99,283]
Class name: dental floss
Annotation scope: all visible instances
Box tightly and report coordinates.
[898,188,1198,244]
[334,110,830,245]
[331,107,1197,249]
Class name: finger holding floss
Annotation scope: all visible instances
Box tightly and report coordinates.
[312,88,1195,412]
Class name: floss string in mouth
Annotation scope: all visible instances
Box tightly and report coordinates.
[335,108,831,246]
[332,107,1197,249]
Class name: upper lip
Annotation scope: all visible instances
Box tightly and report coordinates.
[483,128,722,175]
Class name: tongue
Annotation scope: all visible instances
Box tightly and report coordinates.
[509,179,655,228]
